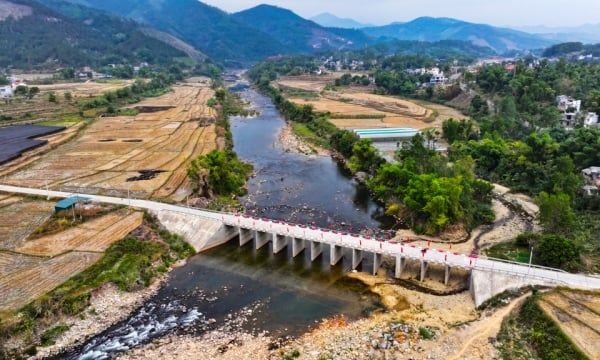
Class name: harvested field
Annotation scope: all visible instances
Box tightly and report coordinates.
[3,80,218,201]
[0,200,54,250]
[293,98,435,130]
[539,290,600,358]
[15,210,138,257]
[76,212,143,252]
[276,74,344,92]
[0,251,102,311]
[281,75,471,133]
[0,251,43,277]
[36,80,132,99]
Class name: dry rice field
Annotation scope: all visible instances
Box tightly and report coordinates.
[16,210,142,256]
[0,198,144,311]
[279,75,469,131]
[0,252,102,311]
[3,79,218,201]
[538,289,600,358]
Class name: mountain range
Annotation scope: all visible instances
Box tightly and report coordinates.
[310,12,372,29]
[0,0,187,69]
[2,0,592,69]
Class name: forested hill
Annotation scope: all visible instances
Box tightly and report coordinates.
[52,0,292,66]
[0,0,187,69]
[362,17,555,53]
[232,4,372,53]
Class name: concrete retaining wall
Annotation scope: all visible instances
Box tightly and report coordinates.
[153,210,238,252]
[471,269,559,307]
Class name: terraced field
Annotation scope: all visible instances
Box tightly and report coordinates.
[3,79,218,201]
[279,75,468,132]
[16,210,142,256]
[0,252,102,311]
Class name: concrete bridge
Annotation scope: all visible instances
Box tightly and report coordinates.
[2,184,600,307]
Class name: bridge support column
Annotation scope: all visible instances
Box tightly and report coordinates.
[420,260,429,282]
[373,253,382,275]
[352,249,363,270]
[444,265,451,286]
[239,228,253,246]
[310,241,323,261]
[395,256,407,278]
[292,238,305,257]
[273,234,288,254]
[254,230,270,250]
[330,245,343,266]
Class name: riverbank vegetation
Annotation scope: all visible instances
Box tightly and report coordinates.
[0,212,194,360]
[248,59,494,236]
[186,86,253,206]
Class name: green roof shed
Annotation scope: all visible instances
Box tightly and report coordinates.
[54,196,90,212]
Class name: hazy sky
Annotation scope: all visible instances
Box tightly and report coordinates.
[202,0,600,27]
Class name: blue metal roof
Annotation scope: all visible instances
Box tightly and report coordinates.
[353,127,420,139]
[55,196,90,211]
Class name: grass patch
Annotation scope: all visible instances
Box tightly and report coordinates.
[40,325,69,347]
[291,122,330,149]
[485,242,533,264]
[279,86,319,99]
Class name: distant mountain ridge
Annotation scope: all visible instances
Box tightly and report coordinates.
[0,0,187,69]
[310,12,372,29]
[232,5,372,53]
[362,17,556,53]
[53,0,291,65]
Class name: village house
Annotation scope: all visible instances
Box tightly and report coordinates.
[0,85,12,99]
[584,112,599,128]
[557,95,582,127]
[582,166,600,196]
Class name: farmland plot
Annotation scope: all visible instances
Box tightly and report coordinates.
[0,200,54,250]
[3,80,218,201]
[16,210,140,257]
[0,252,102,311]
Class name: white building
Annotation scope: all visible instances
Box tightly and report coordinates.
[584,112,599,128]
[557,95,582,127]
[430,72,448,85]
[0,86,13,99]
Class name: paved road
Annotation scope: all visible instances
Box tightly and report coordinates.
[2,184,600,291]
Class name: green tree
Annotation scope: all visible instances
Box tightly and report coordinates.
[536,192,575,235]
[27,87,39,99]
[48,92,57,103]
[348,139,383,174]
[537,235,579,269]
[187,150,251,197]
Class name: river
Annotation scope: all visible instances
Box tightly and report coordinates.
[58,86,395,359]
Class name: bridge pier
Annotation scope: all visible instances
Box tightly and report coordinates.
[239,228,253,246]
[420,260,429,282]
[330,244,343,266]
[373,253,382,275]
[352,249,363,270]
[444,265,451,286]
[254,230,270,250]
[292,238,305,257]
[310,241,323,261]
[395,256,407,278]
[273,234,288,254]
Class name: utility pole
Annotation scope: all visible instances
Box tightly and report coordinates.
[528,247,533,274]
